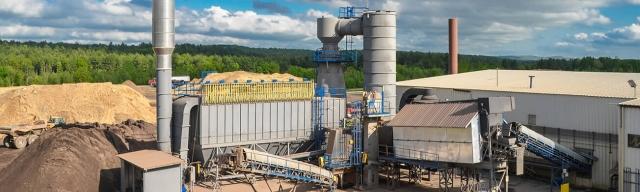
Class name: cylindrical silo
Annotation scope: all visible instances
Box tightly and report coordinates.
[317,17,346,95]
[362,10,396,115]
[153,0,175,153]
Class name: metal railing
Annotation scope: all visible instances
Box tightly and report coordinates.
[173,82,201,96]
[338,6,368,18]
[312,50,357,63]
[363,86,393,117]
[365,99,392,117]
[379,145,439,162]
[625,168,640,192]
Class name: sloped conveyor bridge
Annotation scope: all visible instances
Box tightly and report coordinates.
[234,148,335,187]
[509,122,594,172]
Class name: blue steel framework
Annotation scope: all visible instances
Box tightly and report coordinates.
[322,100,364,170]
[312,87,347,150]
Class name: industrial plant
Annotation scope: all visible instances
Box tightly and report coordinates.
[112,1,636,191]
[0,0,639,192]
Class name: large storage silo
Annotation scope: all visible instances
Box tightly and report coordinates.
[363,11,397,116]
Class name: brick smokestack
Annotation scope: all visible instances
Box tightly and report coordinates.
[449,18,458,74]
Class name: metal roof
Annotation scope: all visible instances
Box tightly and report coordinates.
[620,98,640,107]
[117,150,183,171]
[398,70,640,99]
[387,102,478,128]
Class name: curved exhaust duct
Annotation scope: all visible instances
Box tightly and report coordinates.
[152,0,175,152]
[316,10,397,115]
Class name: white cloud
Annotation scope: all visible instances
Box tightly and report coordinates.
[0,25,56,38]
[306,9,335,19]
[0,0,317,47]
[97,0,135,15]
[554,41,572,47]
[71,30,148,42]
[574,33,589,40]
[608,23,640,43]
[0,0,46,17]
[0,0,636,57]
[539,9,610,25]
[558,19,640,57]
[304,0,352,8]
[630,0,640,4]
[365,0,616,55]
[590,32,607,40]
[179,6,316,41]
[175,33,249,45]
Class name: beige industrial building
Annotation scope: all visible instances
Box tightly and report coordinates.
[396,69,640,189]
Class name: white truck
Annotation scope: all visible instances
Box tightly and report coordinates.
[148,76,191,87]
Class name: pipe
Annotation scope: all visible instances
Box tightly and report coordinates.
[529,75,535,88]
[152,0,175,153]
[449,18,458,74]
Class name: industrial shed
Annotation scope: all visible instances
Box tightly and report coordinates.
[619,98,640,192]
[387,102,482,164]
[396,69,640,189]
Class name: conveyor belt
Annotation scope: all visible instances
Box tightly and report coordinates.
[509,122,593,171]
[238,148,334,186]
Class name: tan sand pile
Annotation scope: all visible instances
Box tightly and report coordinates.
[0,86,20,95]
[0,120,157,192]
[121,80,137,87]
[202,71,303,83]
[0,83,156,125]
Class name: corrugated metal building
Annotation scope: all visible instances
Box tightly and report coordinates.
[387,102,482,164]
[619,99,640,192]
[396,70,640,189]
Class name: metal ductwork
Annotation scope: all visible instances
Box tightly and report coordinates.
[316,10,397,115]
[152,0,175,153]
[316,17,345,92]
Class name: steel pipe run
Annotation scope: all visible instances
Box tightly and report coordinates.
[152,0,175,153]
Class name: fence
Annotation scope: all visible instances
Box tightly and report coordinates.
[625,168,640,192]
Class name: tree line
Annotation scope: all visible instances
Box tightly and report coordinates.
[0,40,639,88]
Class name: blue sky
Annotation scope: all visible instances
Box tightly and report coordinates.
[0,0,638,58]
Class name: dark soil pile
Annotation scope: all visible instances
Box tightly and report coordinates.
[0,120,156,192]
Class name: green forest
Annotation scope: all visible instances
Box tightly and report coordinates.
[1,40,639,88]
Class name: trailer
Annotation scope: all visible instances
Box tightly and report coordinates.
[0,117,64,149]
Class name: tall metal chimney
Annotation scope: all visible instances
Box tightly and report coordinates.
[152,0,175,153]
[449,18,458,74]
